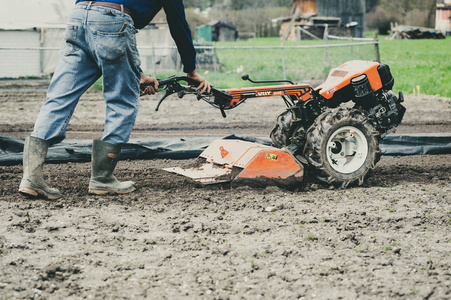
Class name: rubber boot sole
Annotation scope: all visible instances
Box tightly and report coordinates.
[18,186,61,200]
[88,186,136,195]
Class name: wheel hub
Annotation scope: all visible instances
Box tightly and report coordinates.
[326,126,368,174]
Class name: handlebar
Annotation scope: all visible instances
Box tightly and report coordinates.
[140,76,232,118]
[147,76,198,89]
[140,76,228,97]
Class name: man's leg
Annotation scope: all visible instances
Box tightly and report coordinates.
[88,57,138,195]
[100,44,140,144]
[20,56,100,199]
[86,8,140,194]
[20,8,101,199]
[32,49,101,144]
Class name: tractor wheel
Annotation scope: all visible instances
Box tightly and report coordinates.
[270,109,294,148]
[304,108,381,188]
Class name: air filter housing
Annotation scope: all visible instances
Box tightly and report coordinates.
[377,64,394,90]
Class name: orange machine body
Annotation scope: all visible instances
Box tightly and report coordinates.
[164,139,304,188]
[316,60,382,99]
[223,84,313,108]
[218,61,383,109]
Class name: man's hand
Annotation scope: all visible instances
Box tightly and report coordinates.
[140,73,159,95]
[187,70,212,94]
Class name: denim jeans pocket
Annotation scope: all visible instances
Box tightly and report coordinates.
[59,24,79,56]
[92,23,127,64]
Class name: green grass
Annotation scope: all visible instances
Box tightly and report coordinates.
[93,79,103,91]
[207,37,376,89]
[378,37,451,97]
[210,36,451,97]
[130,35,451,97]
[306,233,318,241]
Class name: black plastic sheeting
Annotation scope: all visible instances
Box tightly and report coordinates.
[1,134,451,166]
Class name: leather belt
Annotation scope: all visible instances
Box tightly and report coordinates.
[77,1,132,18]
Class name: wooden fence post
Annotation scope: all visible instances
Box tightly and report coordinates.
[322,24,329,77]
[281,42,287,80]
[373,33,380,62]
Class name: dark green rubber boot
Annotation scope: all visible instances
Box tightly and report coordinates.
[88,139,135,195]
[19,136,61,200]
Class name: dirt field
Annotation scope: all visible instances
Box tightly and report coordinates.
[0,82,450,299]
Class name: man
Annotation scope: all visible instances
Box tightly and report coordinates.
[19,0,212,199]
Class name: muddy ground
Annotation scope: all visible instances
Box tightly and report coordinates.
[0,81,450,299]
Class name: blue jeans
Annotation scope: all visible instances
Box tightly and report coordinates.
[32,4,141,145]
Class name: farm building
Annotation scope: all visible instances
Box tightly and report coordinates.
[436,0,451,34]
[196,21,238,43]
[316,0,366,37]
[0,1,182,78]
[280,0,370,40]
[0,25,66,78]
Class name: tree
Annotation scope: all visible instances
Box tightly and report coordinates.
[366,7,400,34]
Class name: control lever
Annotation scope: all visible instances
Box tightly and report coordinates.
[155,90,172,111]
[219,104,227,118]
[241,73,294,85]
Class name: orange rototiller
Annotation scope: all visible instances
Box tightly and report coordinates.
[142,60,406,188]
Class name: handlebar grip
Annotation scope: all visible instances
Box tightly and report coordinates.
[140,76,200,92]
[139,82,154,91]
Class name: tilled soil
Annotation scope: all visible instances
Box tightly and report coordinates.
[0,84,450,299]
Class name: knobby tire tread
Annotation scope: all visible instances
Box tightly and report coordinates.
[303,108,381,188]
